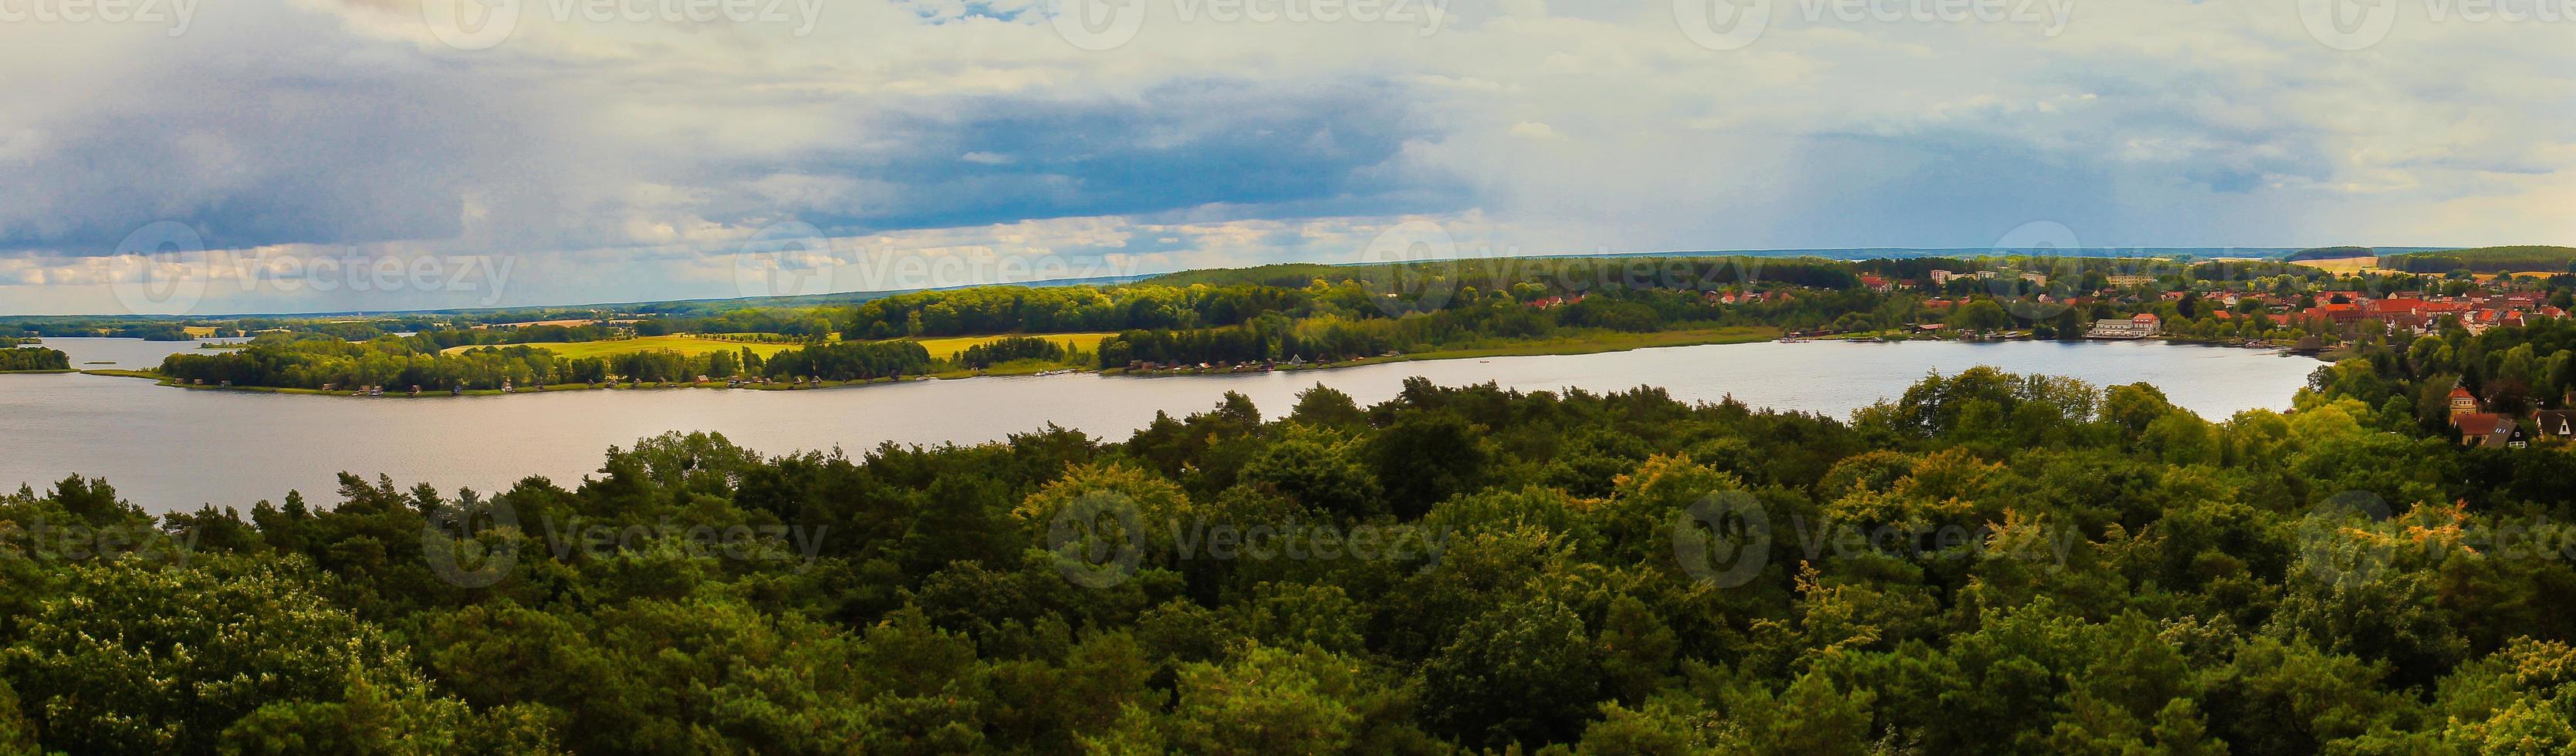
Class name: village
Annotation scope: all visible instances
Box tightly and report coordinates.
[1733,263,2576,352]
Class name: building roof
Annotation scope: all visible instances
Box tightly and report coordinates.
[2456,413,2508,436]
[2484,420,2523,447]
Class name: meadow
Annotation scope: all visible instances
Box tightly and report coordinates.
[440,334,801,359]
[440,332,1113,363]
[908,332,1113,360]
[2284,256,2384,275]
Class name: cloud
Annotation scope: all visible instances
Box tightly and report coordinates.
[0,0,2568,314]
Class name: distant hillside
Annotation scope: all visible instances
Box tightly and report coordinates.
[1144,263,1350,289]
[2284,246,2375,262]
[2380,245,2576,274]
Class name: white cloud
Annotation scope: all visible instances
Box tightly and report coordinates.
[0,0,2568,313]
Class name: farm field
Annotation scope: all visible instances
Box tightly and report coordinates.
[441,335,800,359]
[439,332,1114,362]
[2284,256,2382,275]
[909,332,1114,360]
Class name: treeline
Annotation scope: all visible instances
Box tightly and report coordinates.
[2301,315,2576,433]
[0,347,69,371]
[157,333,931,390]
[4,322,194,340]
[14,369,2576,751]
[2382,245,2576,275]
[404,323,625,352]
[958,336,1067,369]
[1097,285,1892,367]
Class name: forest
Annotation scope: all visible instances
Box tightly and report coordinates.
[2380,245,2576,275]
[156,333,931,390]
[29,253,2400,390]
[9,338,2576,752]
[0,346,68,372]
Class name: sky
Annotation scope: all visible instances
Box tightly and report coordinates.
[0,0,2569,315]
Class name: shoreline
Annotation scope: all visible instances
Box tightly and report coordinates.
[1104,326,1784,376]
[56,326,2324,397]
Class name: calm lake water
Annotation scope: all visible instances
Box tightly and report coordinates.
[2,337,2325,512]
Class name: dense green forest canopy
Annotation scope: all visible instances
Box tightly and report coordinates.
[11,332,2576,752]
[2380,245,2576,275]
[2282,245,2376,262]
[0,346,69,372]
[12,251,2464,371]
[23,250,2445,390]
[157,332,932,390]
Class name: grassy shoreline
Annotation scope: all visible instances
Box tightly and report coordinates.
[1310,326,1783,370]
[77,325,2306,397]
[80,368,916,396]
[84,327,1789,394]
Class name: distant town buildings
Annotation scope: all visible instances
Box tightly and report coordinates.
[2087,312,2162,339]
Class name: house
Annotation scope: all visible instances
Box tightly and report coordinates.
[1859,274,1891,293]
[2448,386,2483,421]
[2454,413,2510,446]
[2532,410,2576,440]
[2088,312,2162,339]
[2487,419,2530,449]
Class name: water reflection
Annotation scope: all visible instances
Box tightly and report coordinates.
[1,338,2321,511]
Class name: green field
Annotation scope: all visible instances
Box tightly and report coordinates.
[1228,326,1780,372]
[908,332,1114,360]
[442,335,800,359]
[445,332,1114,363]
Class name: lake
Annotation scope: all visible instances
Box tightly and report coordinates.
[2,337,2325,512]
